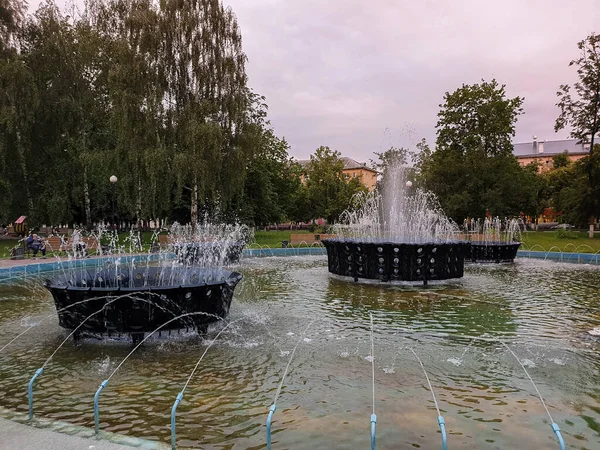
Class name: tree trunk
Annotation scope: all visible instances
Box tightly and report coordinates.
[136,176,142,230]
[589,130,596,237]
[15,131,33,217]
[191,177,198,233]
[83,167,91,228]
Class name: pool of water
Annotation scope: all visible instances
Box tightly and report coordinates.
[1,256,599,449]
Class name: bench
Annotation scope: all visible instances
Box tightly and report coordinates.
[149,234,170,252]
[44,235,101,256]
[289,233,337,246]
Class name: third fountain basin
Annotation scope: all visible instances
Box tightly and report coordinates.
[468,242,521,262]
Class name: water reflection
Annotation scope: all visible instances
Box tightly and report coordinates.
[0,256,598,449]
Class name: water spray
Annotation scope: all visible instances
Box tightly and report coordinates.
[93,311,224,435]
[266,320,314,450]
[369,312,377,450]
[170,319,240,450]
[408,348,447,450]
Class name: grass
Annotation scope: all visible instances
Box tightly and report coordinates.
[251,230,311,247]
[519,231,600,253]
[3,229,597,259]
[0,229,314,259]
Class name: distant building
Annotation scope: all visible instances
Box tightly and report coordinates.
[513,137,590,172]
[297,156,378,191]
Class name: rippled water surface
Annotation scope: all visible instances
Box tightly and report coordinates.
[1,256,600,449]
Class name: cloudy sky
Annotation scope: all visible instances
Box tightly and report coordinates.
[43,0,600,162]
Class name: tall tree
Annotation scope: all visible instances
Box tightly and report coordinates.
[370,146,410,174]
[555,32,600,223]
[304,146,367,223]
[421,80,537,220]
[0,0,25,55]
[161,0,249,229]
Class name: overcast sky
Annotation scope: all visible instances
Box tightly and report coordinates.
[44,0,600,162]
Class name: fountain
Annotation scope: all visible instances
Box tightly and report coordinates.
[41,221,250,340]
[464,217,522,262]
[44,266,242,338]
[167,222,250,266]
[1,246,598,448]
[324,163,470,284]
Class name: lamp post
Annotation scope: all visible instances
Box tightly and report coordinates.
[109,175,117,232]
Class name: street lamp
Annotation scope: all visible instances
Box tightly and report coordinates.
[110,175,117,232]
[405,181,413,188]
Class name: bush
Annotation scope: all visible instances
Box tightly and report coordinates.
[308,224,327,233]
[556,228,579,240]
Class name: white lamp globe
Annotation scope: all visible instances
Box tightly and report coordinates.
[109,175,118,183]
[405,181,413,188]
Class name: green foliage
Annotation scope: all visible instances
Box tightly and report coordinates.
[436,79,523,158]
[304,146,368,223]
[555,32,600,220]
[370,146,409,174]
[537,145,600,227]
[552,151,571,169]
[418,79,537,220]
[556,228,579,240]
[0,0,297,229]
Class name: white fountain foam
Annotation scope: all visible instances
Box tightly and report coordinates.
[333,162,459,243]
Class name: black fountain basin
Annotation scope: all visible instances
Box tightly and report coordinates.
[322,239,471,285]
[44,266,242,337]
[172,241,245,265]
[468,242,521,263]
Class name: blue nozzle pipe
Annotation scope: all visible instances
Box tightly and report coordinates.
[551,423,566,450]
[438,416,447,450]
[94,379,109,435]
[171,392,184,450]
[28,368,43,420]
[371,413,377,450]
[266,404,277,450]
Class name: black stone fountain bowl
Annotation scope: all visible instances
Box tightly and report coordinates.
[43,266,243,334]
[468,242,521,263]
[172,241,245,265]
[322,239,471,284]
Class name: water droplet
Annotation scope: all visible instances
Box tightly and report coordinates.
[447,357,462,366]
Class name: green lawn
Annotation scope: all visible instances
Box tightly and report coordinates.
[250,230,311,247]
[519,230,600,253]
[0,230,314,258]
[0,231,162,259]
[3,229,596,259]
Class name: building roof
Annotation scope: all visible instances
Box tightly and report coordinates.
[513,139,590,158]
[296,156,376,172]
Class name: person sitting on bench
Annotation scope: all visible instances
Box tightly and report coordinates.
[72,228,88,258]
[26,233,47,258]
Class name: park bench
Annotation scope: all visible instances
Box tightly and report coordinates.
[288,233,337,246]
[44,235,101,256]
[149,234,170,252]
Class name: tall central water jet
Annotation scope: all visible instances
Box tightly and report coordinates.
[323,163,470,284]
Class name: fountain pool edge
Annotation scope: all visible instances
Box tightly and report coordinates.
[0,407,168,449]
[0,248,598,282]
